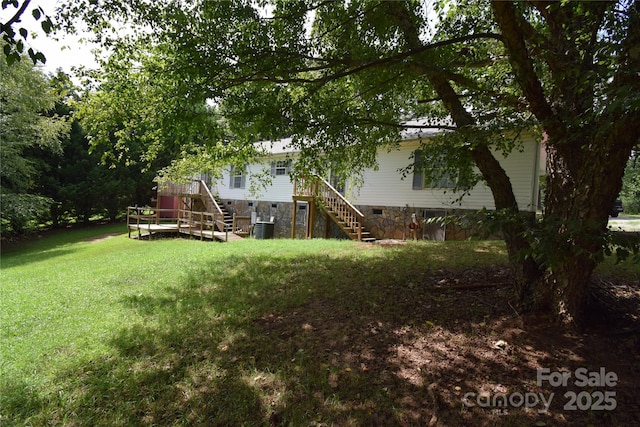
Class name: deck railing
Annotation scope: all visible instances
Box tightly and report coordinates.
[127,206,230,241]
[158,179,227,232]
[293,175,318,198]
[195,179,226,231]
[127,206,179,238]
[158,180,199,196]
[177,208,230,241]
[293,174,364,241]
[232,214,252,237]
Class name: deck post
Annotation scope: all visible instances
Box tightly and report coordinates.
[308,200,315,239]
[155,195,160,225]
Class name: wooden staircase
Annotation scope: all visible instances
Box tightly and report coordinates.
[211,195,252,237]
[154,179,251,240]
[211,195,234,230]
[293,174,376,242]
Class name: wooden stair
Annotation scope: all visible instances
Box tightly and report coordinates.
[212,195,234,230]
[294,174,377,243]
[324,209,376,242]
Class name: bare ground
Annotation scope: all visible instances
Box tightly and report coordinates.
[256,268,640,426]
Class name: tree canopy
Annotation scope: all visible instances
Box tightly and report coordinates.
[0,47,68,232]
[74,41,262,187]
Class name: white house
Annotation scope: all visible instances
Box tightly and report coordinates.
[210,129,542,241]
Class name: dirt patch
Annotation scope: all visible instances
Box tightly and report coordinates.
[83,232,122,244]
[375,239,409,246]
[255,268,640,426]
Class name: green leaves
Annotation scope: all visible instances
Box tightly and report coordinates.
[1,2,51,65]
[0,51,69,232]
[620,152,640,214]
[76,40,229,183]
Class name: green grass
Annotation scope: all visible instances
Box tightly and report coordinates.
[1,225,637,426]
[608,218,640,232]
[0,226,508,425]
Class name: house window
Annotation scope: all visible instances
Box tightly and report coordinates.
[229,165,246,189]
[271,159,292,176]
[330,173,346,195]
[412,150,456,190]
[424,163,455,189]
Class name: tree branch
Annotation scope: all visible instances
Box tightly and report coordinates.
[1,0,31,29]
[385,1,523,212]
[491,0,564,139]
[219,32,504,91]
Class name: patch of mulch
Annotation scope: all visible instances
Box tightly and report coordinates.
[255,268,640,426]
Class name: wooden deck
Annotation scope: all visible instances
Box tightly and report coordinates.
[127,207,244,242]
[127,223,244,242]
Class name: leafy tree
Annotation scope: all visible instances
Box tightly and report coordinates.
[22,71,142,225]
[620,151,640,214]
[0,48,67,233]
[59,0,640,328]
[491,1,640,322]
[74,42,242,191]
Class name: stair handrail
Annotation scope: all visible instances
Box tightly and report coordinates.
[314,174,364,215]
[313,174,364,241]
[294,174,363,214]
[196,179,227,231]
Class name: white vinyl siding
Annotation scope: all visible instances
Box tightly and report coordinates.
[214,136,540,212]
[217,158,294,202]
[352,137,540,211]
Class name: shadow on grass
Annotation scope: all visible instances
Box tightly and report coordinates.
[1,248,83,270]
[4,242,638,426]
[0,223,125,269]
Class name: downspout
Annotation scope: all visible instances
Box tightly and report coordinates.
[531,138,542,212]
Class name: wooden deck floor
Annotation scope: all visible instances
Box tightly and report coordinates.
[127,223,244,242]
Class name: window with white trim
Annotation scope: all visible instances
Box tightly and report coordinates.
[271,159,292,176]
[229,165,246,189]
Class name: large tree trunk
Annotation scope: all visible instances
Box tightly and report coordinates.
[491,0,640,328]
[428,73,544,309]
[393,0,639,328]
[538,125,638,326]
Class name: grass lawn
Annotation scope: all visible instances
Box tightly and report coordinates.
[1,224,639,426]
[608,217,640,232]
